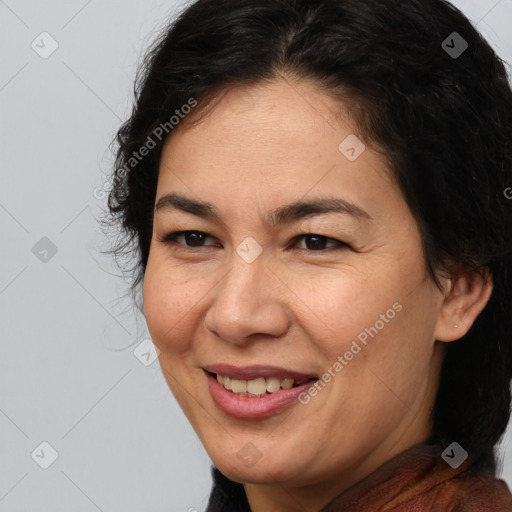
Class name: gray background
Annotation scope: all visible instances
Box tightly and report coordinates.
[0,1,511,511]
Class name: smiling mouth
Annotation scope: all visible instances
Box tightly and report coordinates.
[206,371,317,398]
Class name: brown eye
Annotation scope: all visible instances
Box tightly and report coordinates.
[291,234,348,252]
[182,232,209,247]
[159,231,219,247]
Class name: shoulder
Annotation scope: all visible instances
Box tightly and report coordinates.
[321,442,512,512]
[431,469,512,512]
[391,457,512,512]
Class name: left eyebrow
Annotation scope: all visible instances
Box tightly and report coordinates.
[154,193,372,226]
[269,196,372,225]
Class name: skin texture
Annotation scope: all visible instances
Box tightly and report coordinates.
[143,76,493,512]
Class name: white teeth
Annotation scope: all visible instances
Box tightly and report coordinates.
[247,377,267,395]
[231,379,247,393]
[281,378,294,389]
[215,373,310,396]
[266,377,281,393]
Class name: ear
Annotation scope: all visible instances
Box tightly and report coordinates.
[435,270,493,342]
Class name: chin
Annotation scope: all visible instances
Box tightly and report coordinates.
[208,444,298,483]
[216,461,293,485]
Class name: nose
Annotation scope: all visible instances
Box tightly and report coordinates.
[203,252,290,345]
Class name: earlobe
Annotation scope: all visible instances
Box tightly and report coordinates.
[434,270,493,342]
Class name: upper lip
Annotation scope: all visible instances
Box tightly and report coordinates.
[203,364,318,381]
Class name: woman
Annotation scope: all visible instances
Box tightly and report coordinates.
[104,0,512,509]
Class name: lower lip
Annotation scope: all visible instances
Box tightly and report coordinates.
[205,370,318,419]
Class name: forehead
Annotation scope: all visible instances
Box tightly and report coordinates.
[156,78,398,224]
[174,77,354,150]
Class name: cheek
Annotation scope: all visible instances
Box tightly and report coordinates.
[293,271,396,353]
[143,263,204,354]
[299,265,437,400]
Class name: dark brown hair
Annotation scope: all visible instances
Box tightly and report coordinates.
[104,0,512,472]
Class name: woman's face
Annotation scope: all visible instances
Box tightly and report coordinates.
[143,78,447,492]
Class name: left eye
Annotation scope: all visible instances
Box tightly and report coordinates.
[291,234,347,251]
[159,231,348,252]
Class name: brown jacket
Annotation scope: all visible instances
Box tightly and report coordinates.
[206,441,512,511]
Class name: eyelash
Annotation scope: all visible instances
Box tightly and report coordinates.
[158,230,350,252]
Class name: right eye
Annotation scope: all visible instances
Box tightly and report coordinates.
[158,230,221,248]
